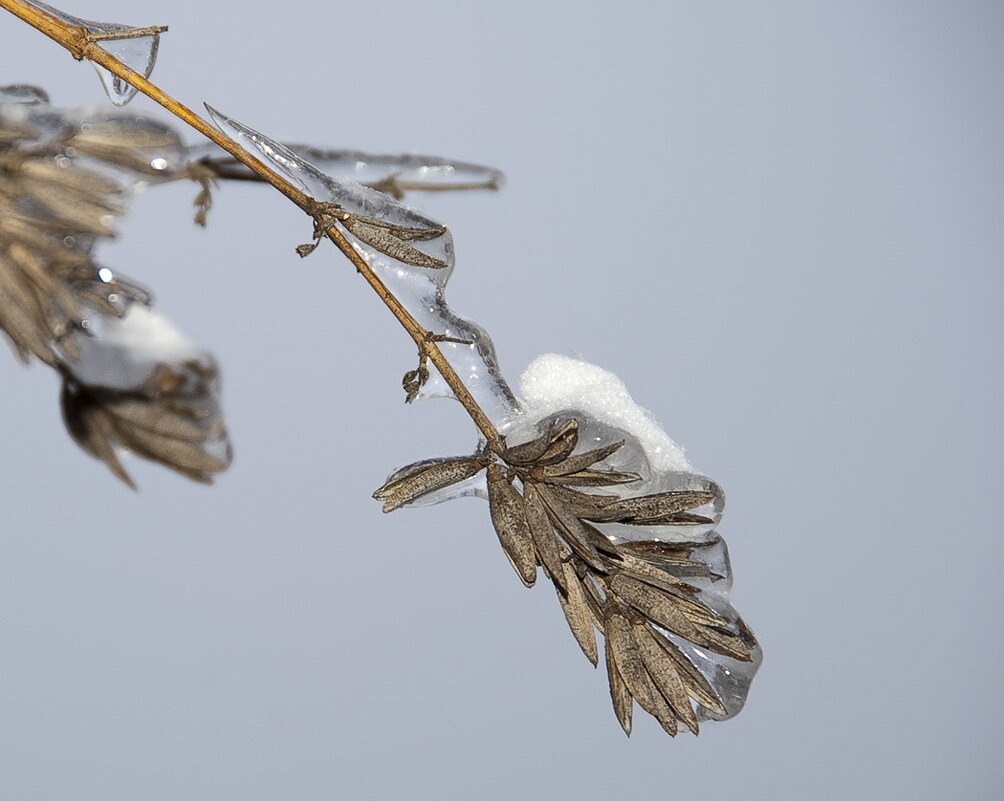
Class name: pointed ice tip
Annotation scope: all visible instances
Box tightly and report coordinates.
[203,103,226,129]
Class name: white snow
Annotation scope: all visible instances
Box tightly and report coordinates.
[70,305,201,389]
[519,353,692,472]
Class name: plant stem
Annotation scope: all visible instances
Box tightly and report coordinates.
[1,0,505,450]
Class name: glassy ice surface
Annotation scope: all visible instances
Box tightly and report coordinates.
[502,408,725,545]
[26,2,162,106]
[184,142,504,192]
[206,105,519,422]
[374,345,760,723]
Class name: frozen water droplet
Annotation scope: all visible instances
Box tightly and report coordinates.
[206,105,521,422]
[27,2,162,106]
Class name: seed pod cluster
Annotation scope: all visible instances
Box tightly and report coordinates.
[374,416,759,737]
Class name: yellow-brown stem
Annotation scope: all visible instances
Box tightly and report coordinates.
[1,0,504,449]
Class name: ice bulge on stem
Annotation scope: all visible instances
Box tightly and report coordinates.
[25,2,163,106]
[205,104,519,423]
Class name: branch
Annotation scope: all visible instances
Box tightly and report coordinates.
[0,0,503,450]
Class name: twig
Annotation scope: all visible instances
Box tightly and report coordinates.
[0,0,504,451]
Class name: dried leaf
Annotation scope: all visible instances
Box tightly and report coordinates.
[539,440,624,476]
[108,397,207,441]
[523,483,567,592]
[607,611,681,737]
[583,490,715,524]
[0,252,57,364]
[374,456,487,513]
[608,573,701,641]
[342,215,447,269]
[634,622,699,734]
[535,484,608,573]
[349,214,446,242]
[486,465,537,587]
[503,418,575,465]
[649,631,728,716]
[557,560,598,665]
[605,631,633,736]
[60,380,135,489]
[605,612,654,709]
[535,419,578,465]
[543,469,640,487]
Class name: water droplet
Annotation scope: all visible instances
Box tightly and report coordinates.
[98,267,114,283]
[150,157,168,171]
[63,235,76,248]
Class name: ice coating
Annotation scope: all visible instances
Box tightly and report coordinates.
[183,142,504,193]
[26,2,162,106]
[519,353,693,473]
[205,105,519,422]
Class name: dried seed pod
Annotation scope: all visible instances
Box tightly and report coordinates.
[539,440,624,477]
[634,622,699,734]
[374,455,488,513]
[57,361,232,488]
[534,419,579,465]
[486,464,537,587]
[341,215,447,269]
[648,629,727,716]
[608,573,702,642]
[60,379,135,489]
[535,484,609,573]
[557,560,598,666]
[606,611,682,737]
[0,251,58,364]
[541,468,640,487]
[605,632,633,736]
[523,483,567,592]
[591,490,715,523]
[503,422,559,465]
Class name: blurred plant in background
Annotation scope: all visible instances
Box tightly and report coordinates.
[0,0,761,737]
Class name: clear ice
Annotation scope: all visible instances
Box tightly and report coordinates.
[205,105,519,423]
[183,142,504,194]
[26,2,162,106]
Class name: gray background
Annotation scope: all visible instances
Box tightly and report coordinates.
[2,1,1001,799]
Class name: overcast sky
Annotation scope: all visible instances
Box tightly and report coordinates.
[1,2,1002,799]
